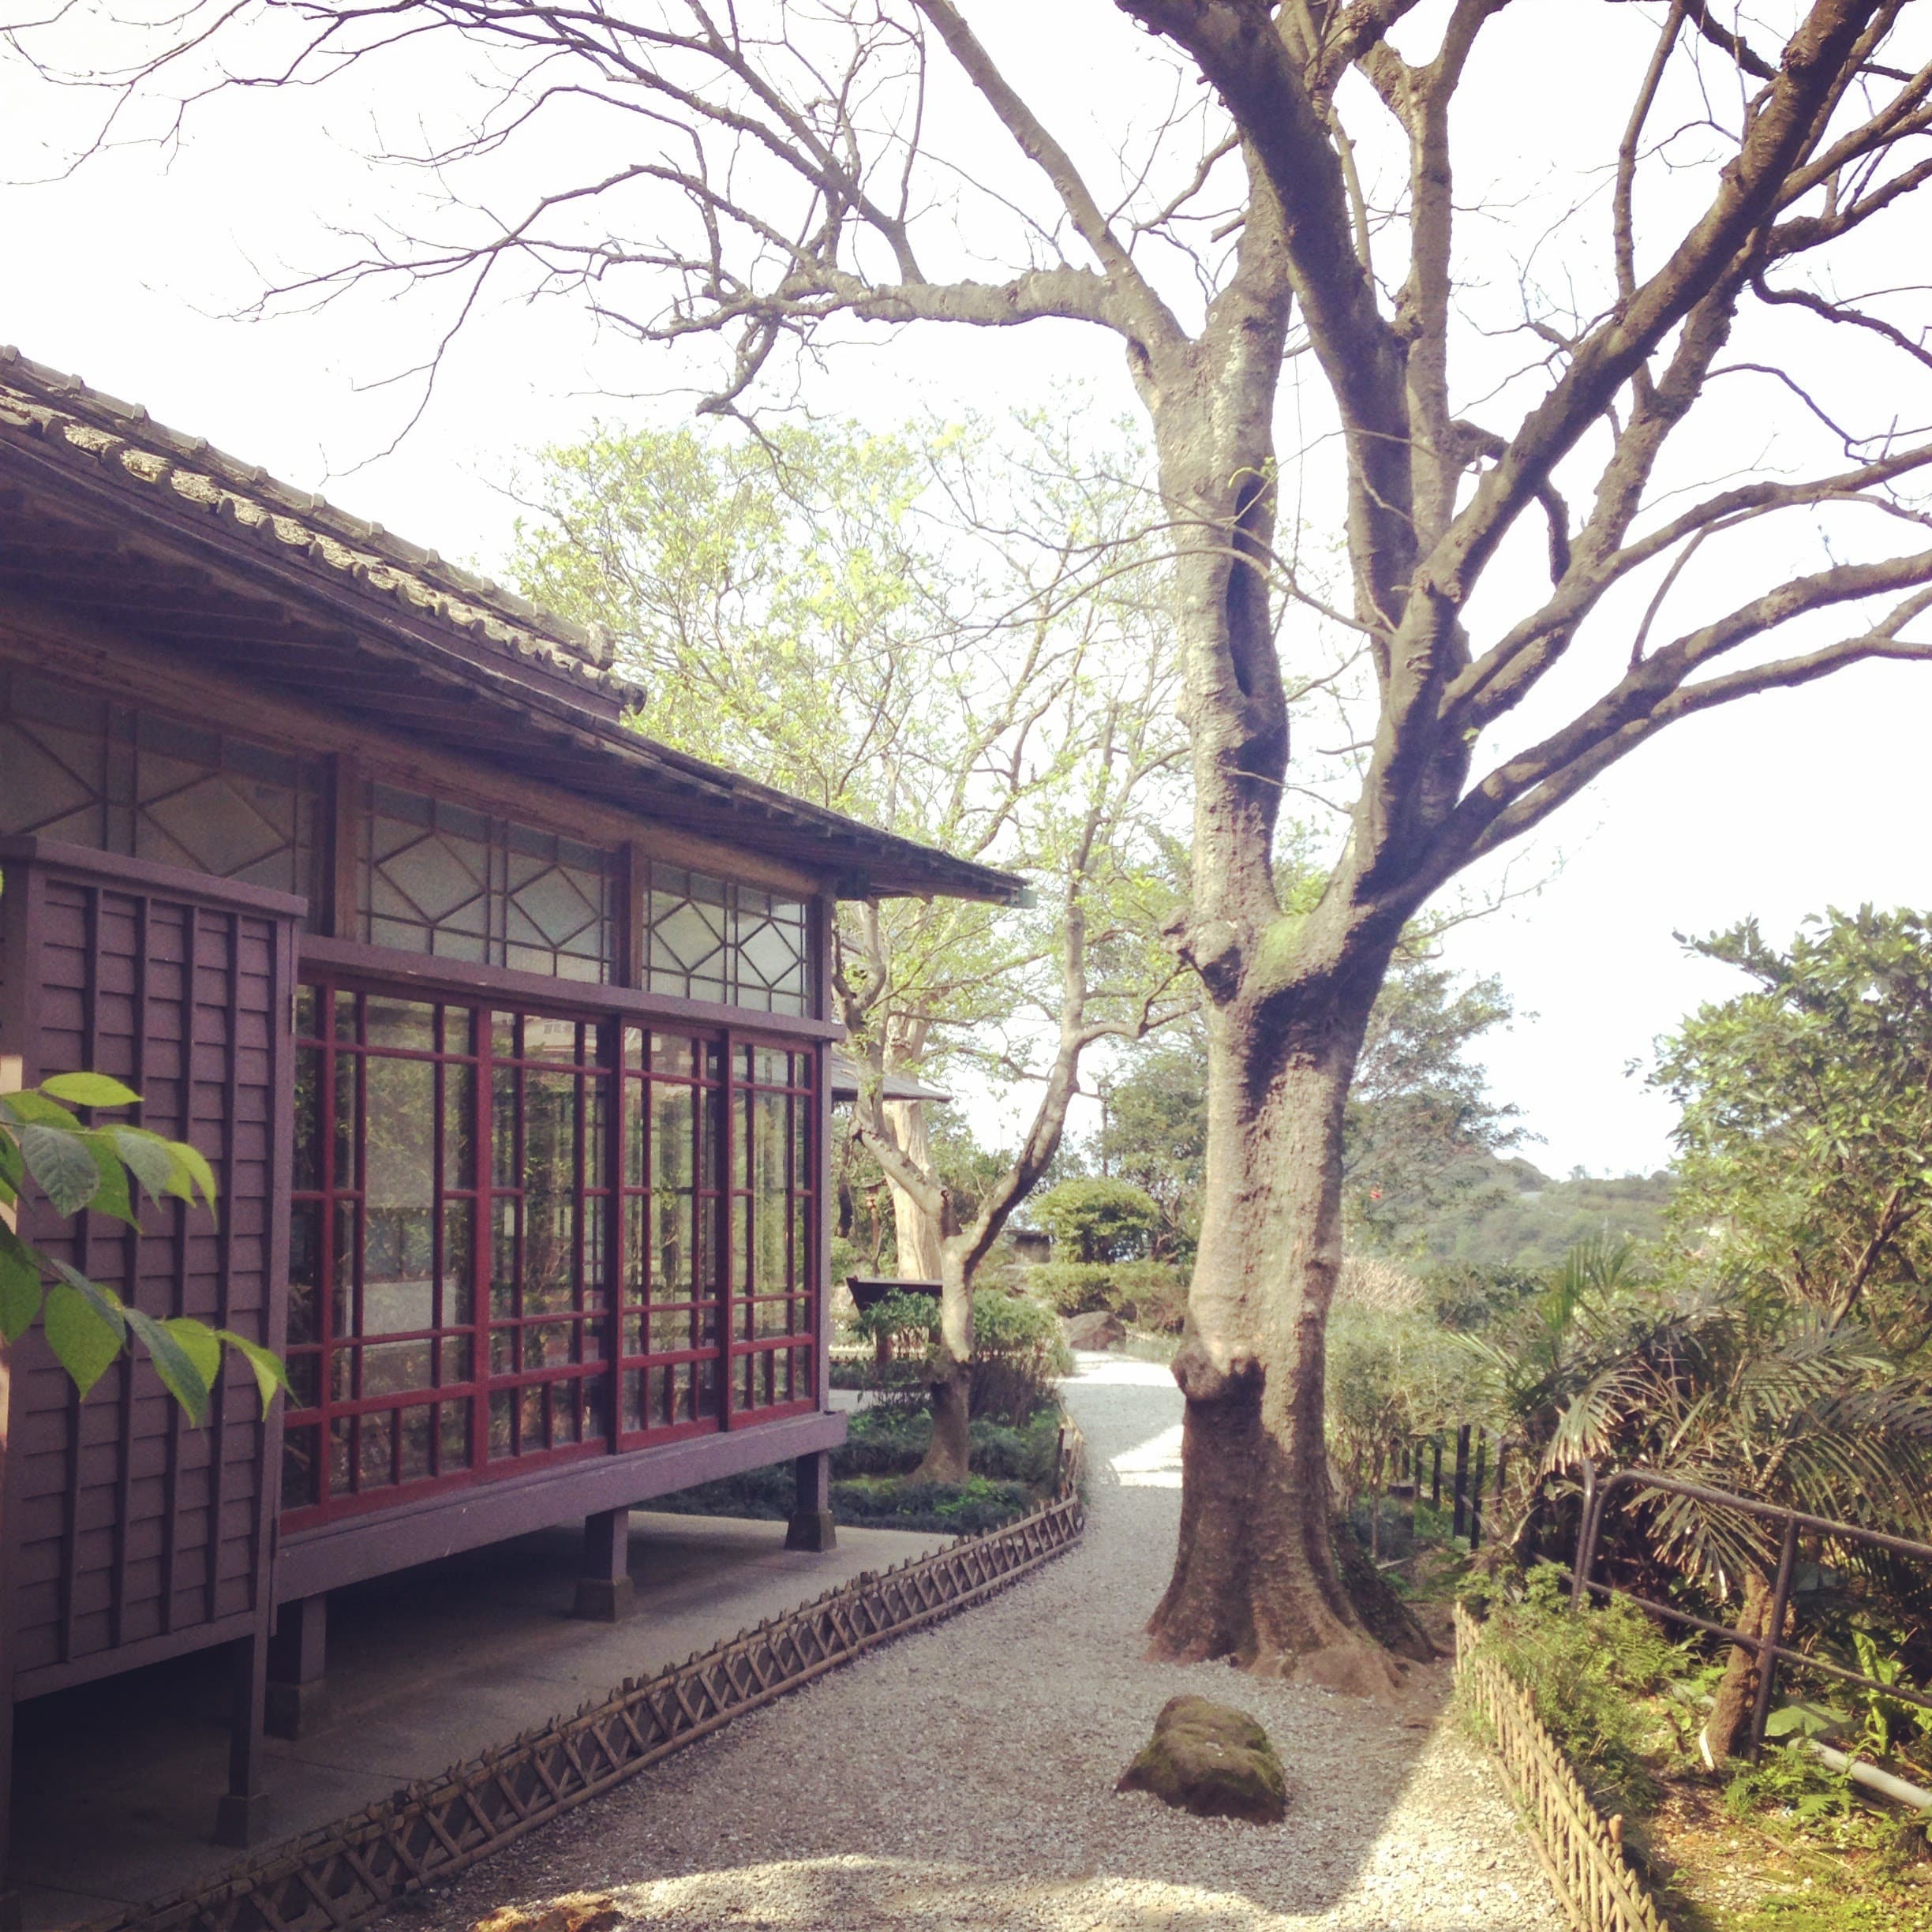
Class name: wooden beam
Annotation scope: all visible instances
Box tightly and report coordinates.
[327,751,361,942]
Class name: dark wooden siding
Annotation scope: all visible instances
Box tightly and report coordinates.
[0,840,300,1695]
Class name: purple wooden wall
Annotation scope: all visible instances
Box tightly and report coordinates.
[0,838,300,1697]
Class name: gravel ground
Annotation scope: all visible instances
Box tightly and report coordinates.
[398,1358,1563,1932]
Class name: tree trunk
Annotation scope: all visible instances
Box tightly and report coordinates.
[1146,960,1406,1695]
[883,1099,944,1281]
[915,1237,972,1482]
[1702,1567,1775,1768]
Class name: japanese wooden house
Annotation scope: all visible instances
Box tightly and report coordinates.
[0,350,1019,1865]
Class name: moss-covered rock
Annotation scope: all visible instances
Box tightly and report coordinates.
[1115,1694,1291,1824]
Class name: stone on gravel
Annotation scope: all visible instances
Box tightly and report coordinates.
[1061,1309,1125,1350]
[1116,1694,1291,1824]
[470,1892,621,1932]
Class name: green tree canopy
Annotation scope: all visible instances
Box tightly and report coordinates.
[1028,1175,1163,1264]
[1654,908,1932,1354]
[514,406,1191,1478]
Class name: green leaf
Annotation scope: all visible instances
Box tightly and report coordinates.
[122,1307,212,1425]
[0,1128,23,1196]
[1764,1700,1848,1739]
[0,1225,43,1341]
[216,1329,290,1417]
[107,1126,178,1204]
[19,1122,103,1215]
[2,1090,80,1130]
[43,1266,127,1398]
[163,1139,219,1215]
[40,1073,142,1110]
[80,1133,139,1230]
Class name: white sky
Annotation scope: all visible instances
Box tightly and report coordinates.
[1,2,1926,1180]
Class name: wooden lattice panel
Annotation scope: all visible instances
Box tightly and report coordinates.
[1454,1603,1672,1932]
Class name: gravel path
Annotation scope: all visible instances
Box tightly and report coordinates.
[402,1359,1563,1931]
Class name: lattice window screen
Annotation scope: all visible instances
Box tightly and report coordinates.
[0,668,324,904]
[645,863,811,1015]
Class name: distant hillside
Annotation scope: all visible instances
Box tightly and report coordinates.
[1402,1155,1675,1272]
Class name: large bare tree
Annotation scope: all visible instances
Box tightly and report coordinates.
[19,0,1932,1690]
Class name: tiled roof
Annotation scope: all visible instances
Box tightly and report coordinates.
[0,346,645,710]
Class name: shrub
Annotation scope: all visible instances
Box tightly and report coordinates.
[832,1473,1033,1535]
[968,1290,1073,1425]
[1027,1258,1185,1328]
[834,1406,934,1477]
[967,1407,1065,1485]
[1480,1562,1700,1818]
[1112,1259,1188,1332]
[1417,1260,1542,1333]
[1028,1260,1121,1315]
[1335,1255,1425,1314]
[838,1404,1064,1485]
[1028,1177,1163,1262]
[845,1289,1070,1425]
[653,1463,796,1521]
[1724,1743,1852,1825]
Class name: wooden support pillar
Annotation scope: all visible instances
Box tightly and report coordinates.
[1469,1432,1488,1550]
[573,1507,635,1622]
[0,1693,17,1932]
[213,1630,270,1848]
[1451,1425,1470,1542]
[785,1450,836,1552]
[266,1593,329,1740]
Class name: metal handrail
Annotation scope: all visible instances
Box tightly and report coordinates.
[1567,1462,1932,1754]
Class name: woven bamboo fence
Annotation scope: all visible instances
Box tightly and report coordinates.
[1454,1603,1671,1932]
[94,1430,1086,1932]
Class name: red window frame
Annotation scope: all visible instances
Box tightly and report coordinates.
[282,975,821,1528]
[728,1042,820,1422]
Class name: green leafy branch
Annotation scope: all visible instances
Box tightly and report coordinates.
[0,1071,287,1423]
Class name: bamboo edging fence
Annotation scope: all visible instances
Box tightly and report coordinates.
[1454,1603,1671,1932]
[93,1430,1086,1932]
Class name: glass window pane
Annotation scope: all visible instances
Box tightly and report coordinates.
[523,1016,580,1063]
[399,1406,434,1483]
[294,1048,320,1192]
[443,1064,474,1190]
[330,1417,353,1496]
[492,1200,519,1319]
[286,1352,320,1408]
[523,1071,581,1314]
[362,1054,436,1351]
[440,1400,470,1471]
[358,1410,394,1491]
[364,1337,433,1398]
[281,1425,320,1509]
[287,1200,320,1345]
[365,996,436,1054]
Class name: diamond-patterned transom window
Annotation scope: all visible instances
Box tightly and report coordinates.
[646,864,810,1016]
[0,668,323,901]
[361,783,615,982]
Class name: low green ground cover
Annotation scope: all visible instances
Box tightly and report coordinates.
[654,1406,1065,1535]
[1464,1565,1932,1931]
